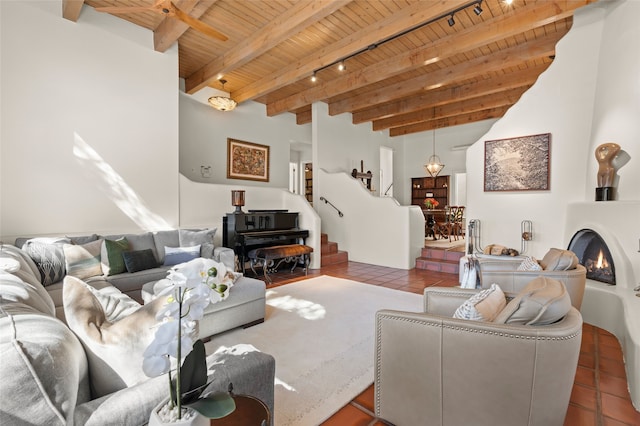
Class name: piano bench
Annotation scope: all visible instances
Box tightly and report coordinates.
[248,244,313,283]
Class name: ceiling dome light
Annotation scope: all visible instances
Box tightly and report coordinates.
[208,79,237,111]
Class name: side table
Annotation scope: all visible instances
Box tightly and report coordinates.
[211,394,270,426]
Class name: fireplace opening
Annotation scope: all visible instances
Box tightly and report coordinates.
[568,229,615,285]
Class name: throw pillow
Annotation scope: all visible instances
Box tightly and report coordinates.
[517,256,542,272]
[539,248,579,271]
[122,249,158,273]
[101,237,130,276]
[453,283,506,322]
[163,245,201,266]
[63,276,166,397]
[179,228,216,258]
[63,239,103,280]
[21,237,71,285]
[493,276,572,326]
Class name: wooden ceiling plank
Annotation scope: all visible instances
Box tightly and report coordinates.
[154,0,218,52]
[389,106,512,137]
[265,1,587,116]
[185,0,353,94]
[62,0,84,22]
[232,0,470,103]
[296,109,312,125]
[373,86,529,131]
[352,63,548,123]
[325,31,564,116]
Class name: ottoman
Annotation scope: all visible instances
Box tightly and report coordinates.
[142,275,267,340]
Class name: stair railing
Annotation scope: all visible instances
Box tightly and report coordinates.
[319,196,344,217]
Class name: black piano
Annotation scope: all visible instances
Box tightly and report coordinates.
[222,210,309,273]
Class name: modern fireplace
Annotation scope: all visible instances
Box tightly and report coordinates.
[568,229,615,285]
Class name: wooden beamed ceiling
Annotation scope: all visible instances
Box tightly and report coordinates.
[77,0,595,136]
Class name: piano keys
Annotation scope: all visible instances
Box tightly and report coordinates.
[222,210,309,273]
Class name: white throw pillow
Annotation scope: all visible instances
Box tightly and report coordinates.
[453,283,506,322]
[517,256,542,271]
[63,239,103,280]
[63,276,167,397]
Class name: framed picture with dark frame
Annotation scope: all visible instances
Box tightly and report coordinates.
[484,133,551,192]
[227,138,270,182]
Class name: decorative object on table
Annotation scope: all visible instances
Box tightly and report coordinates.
[483,244,519,256]
[231,190,245,213]
[424,129,445,177]
[594,142,620,201]
[144,258,236,424]
[424,198,439,209]
[351,160,373,190]
[484,133,550,192]
[227,138,269,182]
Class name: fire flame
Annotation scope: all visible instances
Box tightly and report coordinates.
[596,250,608,269]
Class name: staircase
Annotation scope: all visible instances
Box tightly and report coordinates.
[416,247,465,274]
[320,233,348,266]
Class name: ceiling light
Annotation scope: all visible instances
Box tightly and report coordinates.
[338,61,346,71]
[474,2,483,15]
[447,15,455,27]
[424,129,445,178]
[208,79,237,111]
[310,72,317,82]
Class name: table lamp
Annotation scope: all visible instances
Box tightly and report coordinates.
[231,190,245,213]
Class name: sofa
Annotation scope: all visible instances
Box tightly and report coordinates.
[477,248,587,309]
[13,228,266,338]
[375,279,583,426]
[0,233,274,425]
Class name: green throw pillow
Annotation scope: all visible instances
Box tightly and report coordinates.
[101,237,130,276]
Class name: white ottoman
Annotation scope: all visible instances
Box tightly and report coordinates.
[142,276,267,339]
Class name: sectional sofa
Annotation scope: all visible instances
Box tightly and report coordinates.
[0,229,274,425]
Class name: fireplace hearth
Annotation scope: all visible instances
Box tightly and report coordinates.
[568,229,615,285]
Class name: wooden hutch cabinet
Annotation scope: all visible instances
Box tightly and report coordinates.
[411,175,450,209]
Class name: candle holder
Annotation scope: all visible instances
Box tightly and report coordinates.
[231,190,245,213]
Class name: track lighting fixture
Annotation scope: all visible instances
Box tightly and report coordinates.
[309,0,485,82]
[447,15,455,27]
[474,1,483,15]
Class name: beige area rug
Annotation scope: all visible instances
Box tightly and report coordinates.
[205,276,422,426]
[424,236,466,251]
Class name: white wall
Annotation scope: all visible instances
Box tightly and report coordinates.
[0,1,179,242]
[179,92,311,188]
[398,120,497,205]
[466,0,640,258]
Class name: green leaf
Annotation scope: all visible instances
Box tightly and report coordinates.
[187,393,236,419]
[177,339,209,403]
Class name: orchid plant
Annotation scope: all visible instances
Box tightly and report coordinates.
[142,258,236,422]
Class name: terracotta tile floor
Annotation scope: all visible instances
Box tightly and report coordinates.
[258,260,640,426]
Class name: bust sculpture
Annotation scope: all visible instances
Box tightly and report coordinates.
[595,142,620,201]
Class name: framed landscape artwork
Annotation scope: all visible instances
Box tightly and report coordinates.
[484,133,551,192]
[227,138,270,182]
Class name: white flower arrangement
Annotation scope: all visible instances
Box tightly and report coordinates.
[143,258,236,422]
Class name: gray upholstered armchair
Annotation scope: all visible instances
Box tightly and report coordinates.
[375,285,583,426]
[477,248,586,309]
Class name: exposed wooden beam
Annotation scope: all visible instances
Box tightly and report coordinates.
[327,31,565,116]
[296,107,312,125]
[154,0,218,52]
[265,0,584,116]
[374,86,529,131]
[353,63,549,124]
[62,0,84,22]
[231,0,469,103]
[185,0,352,94]
[389,106,512,137]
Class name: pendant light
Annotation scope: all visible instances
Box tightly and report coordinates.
[424,129,444,177]
[208,79,237,111]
